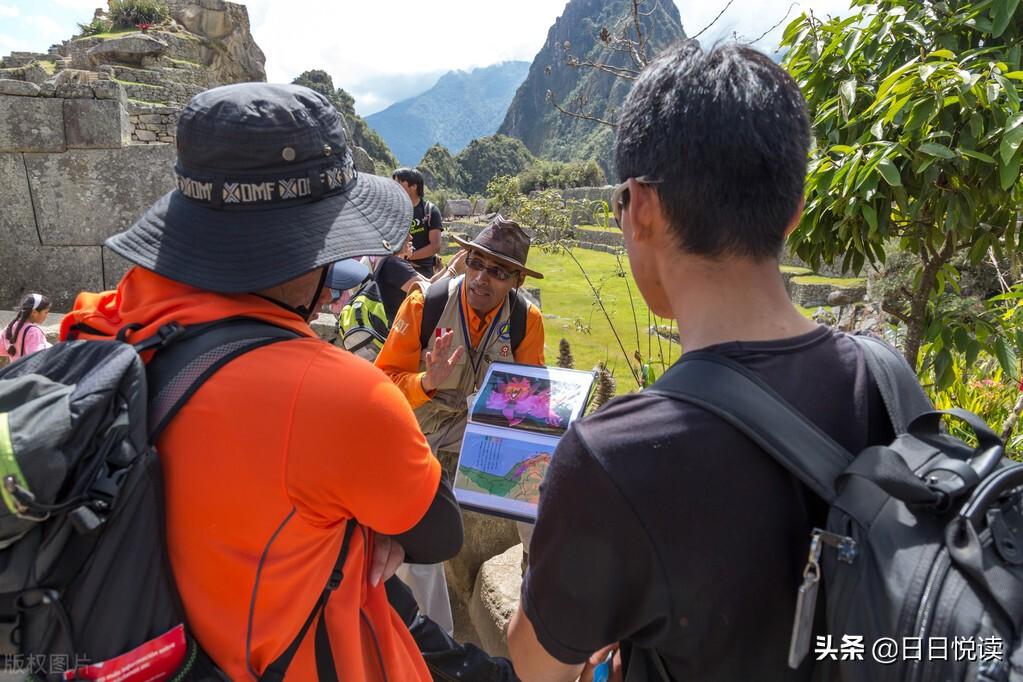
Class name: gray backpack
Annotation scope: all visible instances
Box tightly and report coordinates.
[651,335,1022,682]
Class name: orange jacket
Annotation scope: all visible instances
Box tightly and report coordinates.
[62,267,439,682]
[374,283,546,408]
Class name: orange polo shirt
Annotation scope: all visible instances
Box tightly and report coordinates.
[61,267,440,682]
[374,281,546,407]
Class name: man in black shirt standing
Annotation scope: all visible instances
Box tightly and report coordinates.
[507,42,893,682]
[393,167,444,277]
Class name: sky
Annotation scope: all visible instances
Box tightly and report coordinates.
[0,0,851,115]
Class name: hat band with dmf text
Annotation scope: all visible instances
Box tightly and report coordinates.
[174,151,357,211]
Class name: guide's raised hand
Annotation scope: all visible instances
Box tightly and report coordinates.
[421,329,464,392]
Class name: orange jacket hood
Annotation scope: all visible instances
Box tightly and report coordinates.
[61,266,318,347]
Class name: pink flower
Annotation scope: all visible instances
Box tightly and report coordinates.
[485,377,561,427]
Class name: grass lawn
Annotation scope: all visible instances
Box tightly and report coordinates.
[527,248,679,389]
[574,222,619,234]
[791,274,866,287]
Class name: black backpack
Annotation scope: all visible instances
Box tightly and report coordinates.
[418,276,529,353]
[648,334,1022,682]
[0,319,357,681]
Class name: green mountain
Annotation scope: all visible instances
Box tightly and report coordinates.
[366,61,531,166]
[292,69,398,175]
[498,0,685,175]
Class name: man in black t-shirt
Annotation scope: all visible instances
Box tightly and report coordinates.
[393,167,444,277]
[507,42,894,682]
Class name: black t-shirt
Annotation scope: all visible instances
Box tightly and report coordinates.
[409,200,444,252]
[374,255,420,324]
[522,327,894,681]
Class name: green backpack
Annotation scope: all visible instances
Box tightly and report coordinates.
[338,271,390,361]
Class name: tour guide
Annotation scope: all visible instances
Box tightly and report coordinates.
[375,217,546,631]
[375,216,546,461]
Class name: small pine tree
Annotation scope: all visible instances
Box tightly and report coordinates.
[557,338,575,369]
[589,362,616,413]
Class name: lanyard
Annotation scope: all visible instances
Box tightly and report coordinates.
[456,281,505,379]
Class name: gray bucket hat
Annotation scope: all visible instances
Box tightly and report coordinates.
[106,82,412,293]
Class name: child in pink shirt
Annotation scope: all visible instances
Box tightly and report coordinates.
[2,293,51,362]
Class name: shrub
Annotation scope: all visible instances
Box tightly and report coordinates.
[109,0,169,29]
[77,17,112,36]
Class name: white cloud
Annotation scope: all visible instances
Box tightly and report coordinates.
[0,5,19,19]
[246,0,854,115]
[245,0,564,115]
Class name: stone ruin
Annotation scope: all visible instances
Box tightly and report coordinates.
[0,0,380,312]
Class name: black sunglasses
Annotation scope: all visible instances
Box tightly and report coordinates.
[612,176,663,228]
[465,255,517,281]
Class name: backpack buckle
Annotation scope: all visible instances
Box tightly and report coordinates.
[132,323,186,353]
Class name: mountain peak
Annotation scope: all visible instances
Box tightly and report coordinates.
[366,61,530,166]
[498,0,685,175]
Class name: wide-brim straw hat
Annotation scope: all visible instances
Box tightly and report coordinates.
[106,83,411,293]
[451,216,543,279]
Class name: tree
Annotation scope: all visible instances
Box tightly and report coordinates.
[517,159,606,193]
[456,135,535,194]
[292,70,399,174]
[418,144,463,193]
[780,0,1023,379]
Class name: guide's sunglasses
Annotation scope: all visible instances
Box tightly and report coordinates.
[465,255,517,281]
[612,176,664,228]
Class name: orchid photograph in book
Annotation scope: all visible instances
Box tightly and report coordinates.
[472,367,590,436]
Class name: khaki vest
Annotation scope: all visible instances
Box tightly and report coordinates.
[414,276,516,451]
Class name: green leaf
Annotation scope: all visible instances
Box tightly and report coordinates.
[877,157,902,186]
[1000,152,1022,189]
[993,0,1022,37]
[839,78,857,111]
[918,142,957,159]
[1004,71,1023,80]
[1000,114,1023,163]
[995,336,1017,376]
[861,203,878,230]
[961,149,997,163]
[919,63,940,82]
[904,20,927,38]
[870,119,885,140]
[928,49,956,59]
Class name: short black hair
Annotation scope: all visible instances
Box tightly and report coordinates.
[614,41,810,261]
[392,167,424,198]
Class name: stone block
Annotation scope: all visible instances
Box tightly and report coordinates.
[65,99,130,149]
[445,509,521,617]
[91,80,128,105]
[0,96,64,152]
[0,80,41,97]
[135,129,157,141]
[87,34,168,67]
[0,244,104,313]
[446,199,473,217]
[24,145,176,246]
[468,543,523,659]
[55,82,96,99]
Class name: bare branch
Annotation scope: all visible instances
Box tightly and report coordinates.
[1003,392,1023,443]
[691,0,736,40]
[989,246,1012,294]
[566,56,641,79]
[547,90,617,127]
[743,2,799,46]
[882,303,913,325]
[630,0,648,68]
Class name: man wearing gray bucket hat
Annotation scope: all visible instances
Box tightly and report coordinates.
[61,83,463,681]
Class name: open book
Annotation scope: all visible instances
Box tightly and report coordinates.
[453,362,595,522]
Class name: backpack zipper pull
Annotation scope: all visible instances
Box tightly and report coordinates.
[787,528,856,669]
[788,531,822,669]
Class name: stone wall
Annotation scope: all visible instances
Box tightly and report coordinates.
[128,104,179,144]
[0,81,176,312]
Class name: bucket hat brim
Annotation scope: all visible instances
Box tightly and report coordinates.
[451,234,543,279]
[106,172,412,294]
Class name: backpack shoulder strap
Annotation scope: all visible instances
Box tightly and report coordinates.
[144,318,300,442]
[510,290,529,353]
[647,352,853,504]
[850,334,932,433]
[143,318,355,681]
[419,276,452,349]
